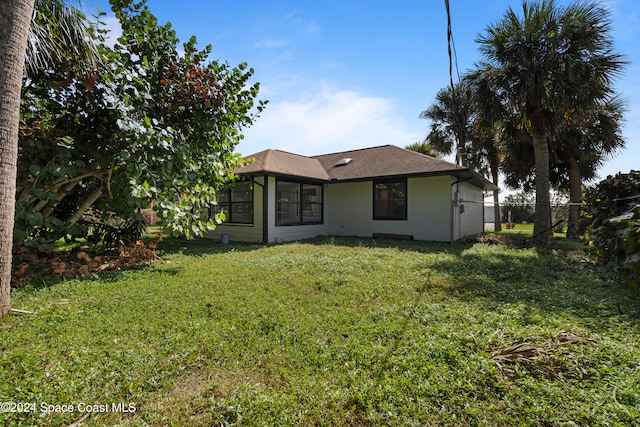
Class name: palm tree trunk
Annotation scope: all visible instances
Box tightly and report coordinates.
[561,148,582,239]
[0,0,36,317]
[492,189,501,231]
[530,121,551,245]
[490,155,501,232]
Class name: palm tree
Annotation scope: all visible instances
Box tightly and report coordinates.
[420,82,474,166]
[422,81,505,231]
[405,141,442,158]
[465,72,515,232]
[1,0,96,316]
[470,121,505,232]
[556,97,625,238]
[1,0,36,316]
[472,0,625,244]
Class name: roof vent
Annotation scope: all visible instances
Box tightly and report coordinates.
[334,157,353,167]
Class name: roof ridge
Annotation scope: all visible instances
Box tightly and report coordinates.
[311,144,392,159]
[263,149,272,166]
[270,148,315,159]
[243,148,313,161]
[396,145,462,169]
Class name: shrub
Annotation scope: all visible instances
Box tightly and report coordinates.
[582,171,640,288]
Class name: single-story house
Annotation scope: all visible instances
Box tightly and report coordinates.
[205,144,497,244]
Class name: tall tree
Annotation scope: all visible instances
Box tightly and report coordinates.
[1,0,36,316]
[405,141,441,158]
[472,0,625,244]
[556,97,625,238]
[469,122,504,232]
[485,98,624,238]
[16,0,265,251]
[420,82,473,167]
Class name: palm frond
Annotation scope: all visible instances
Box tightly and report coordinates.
[26,0,99,72]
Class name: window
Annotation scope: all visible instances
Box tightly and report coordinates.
[276,181,300,225]
[277,180,323,226]
[302,184,323,224]
[213,180,253,224]
[373,178,407,220]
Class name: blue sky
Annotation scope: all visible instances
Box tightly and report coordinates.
[85,0,639,190]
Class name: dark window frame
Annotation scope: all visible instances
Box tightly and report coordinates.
[276,179,324,226]
[213,180,254,225]
[373,178,407,220]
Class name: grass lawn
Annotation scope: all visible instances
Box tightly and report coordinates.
[1,237,639,426]
[492,223,567,239]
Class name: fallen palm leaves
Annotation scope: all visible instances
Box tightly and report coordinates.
[491,330,596,379]
[11,238,163,285]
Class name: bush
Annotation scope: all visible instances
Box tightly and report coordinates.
[582,171,640,289]
[502,192,535,223]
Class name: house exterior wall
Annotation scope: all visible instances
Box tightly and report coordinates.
[205,174,485,244]
[327,176,452,242]
[451,179,484,241]
[204,176,265,243]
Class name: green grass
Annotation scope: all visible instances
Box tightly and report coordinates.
[509,222,534,231]
[2,237,639,426]
[493,222,568,238]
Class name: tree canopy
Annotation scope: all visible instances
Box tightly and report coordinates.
[464,0,625,243]
[17,0,266,251]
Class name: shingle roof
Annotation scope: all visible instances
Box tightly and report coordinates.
[234,149,330,181]
[313,145,460,181]
[232,145,497,190]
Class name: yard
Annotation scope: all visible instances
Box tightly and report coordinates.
[1,237,639,426]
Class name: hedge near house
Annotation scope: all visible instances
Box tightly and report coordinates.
[582,171,640,289]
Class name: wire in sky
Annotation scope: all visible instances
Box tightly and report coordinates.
[444,0,460,93]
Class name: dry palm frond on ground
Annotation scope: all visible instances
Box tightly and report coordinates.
[491,331,596,379]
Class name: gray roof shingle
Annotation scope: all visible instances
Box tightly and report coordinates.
[232,145,497,190]
[234,149,330,181]
[313,145,460,181]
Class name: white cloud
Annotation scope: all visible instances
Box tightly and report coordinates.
[238,83,419,156]
[281,8,319,34]
[254,38,290,49]
[306,21,319,33]
[282,8,303,23]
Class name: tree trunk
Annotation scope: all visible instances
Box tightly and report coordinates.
[530,120,551,245]
[68,187,103,225]
[561,148,582,239]
[0,0,36,317]
[490,159,501,232]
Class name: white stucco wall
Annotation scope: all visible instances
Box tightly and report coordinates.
[206,174,485,244]
[452,179,485,241]
[327,176,453,242]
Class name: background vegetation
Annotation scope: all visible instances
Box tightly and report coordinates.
[582,171,640,289]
